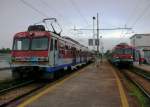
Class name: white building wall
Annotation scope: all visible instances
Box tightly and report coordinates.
[135,35,150,47]
[130,34,150,64]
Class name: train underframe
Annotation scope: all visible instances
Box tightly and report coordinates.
[11,61,90,80]
[112,59,133,67]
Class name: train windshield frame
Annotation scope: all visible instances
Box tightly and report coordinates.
[31,37,48,51]
[13,38,30,50]
[115,48,132,54]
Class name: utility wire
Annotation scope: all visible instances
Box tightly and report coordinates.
[68,0,89,26]
[39,0,73,31]
[121,0,150,40]
[39,0,64,21]
[20,0,48,17]
[125,0,140,26]
[122,0,140,38]
[20,0,63,33]
[130,1,150,28]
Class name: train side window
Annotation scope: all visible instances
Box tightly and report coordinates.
[17,41,22,50]
[55,40,57,50]
[50,39,53,51]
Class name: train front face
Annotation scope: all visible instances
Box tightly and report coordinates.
[11,31,50,78]
[112,48,134,66]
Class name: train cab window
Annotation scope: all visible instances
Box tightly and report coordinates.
[115,49,123,54]
[13,38,29,50]
[115,48,132,54]
[31,37,48,50]
[55,40,57,50]
[124,49,132,54]
[50,39,53,51]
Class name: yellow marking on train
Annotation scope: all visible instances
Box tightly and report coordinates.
[112,69,129,107]
[17,66,88,107]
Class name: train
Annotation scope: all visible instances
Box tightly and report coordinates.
[10,24,93,79]
[107,43,143,66]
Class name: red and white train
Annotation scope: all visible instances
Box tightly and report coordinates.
[108,43,144,66]
[11,25,93,79]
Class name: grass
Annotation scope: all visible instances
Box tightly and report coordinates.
[127,79,150,107]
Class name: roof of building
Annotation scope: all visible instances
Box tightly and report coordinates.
[130,34,150,39]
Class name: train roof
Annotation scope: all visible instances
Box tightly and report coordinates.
[114,43,134,49]
[62,36,88,49]
[14,25,88,50]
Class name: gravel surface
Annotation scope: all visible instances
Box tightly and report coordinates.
[0,69,12,81]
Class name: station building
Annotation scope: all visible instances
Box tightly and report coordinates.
[130,34,150,63]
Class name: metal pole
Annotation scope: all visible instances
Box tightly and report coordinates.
[93,17,96,51]
[97,13,99,53]
[100,36,103,62]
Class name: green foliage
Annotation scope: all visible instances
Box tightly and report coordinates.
[128,79,150,107]
[0,48,11,53]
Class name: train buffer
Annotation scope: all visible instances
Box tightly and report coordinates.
[18,60,129,107]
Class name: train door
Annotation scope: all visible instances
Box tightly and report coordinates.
[133,50,140,65]
[49,37,58,66]
[72,47,76,64]
[79,49,82,63]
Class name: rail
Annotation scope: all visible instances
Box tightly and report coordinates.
[122,69,150,100]
[0,80,34,95]
[0,80,45,106]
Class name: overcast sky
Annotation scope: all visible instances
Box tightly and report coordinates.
[1,0,150,51]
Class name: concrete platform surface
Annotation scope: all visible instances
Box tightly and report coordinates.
[20,61,128,107]
[134,64,150,73]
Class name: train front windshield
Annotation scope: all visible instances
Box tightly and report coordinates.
[13,37,48,50]
[31,37,48,50]
[115,48,132,54]
[13,38,30,50]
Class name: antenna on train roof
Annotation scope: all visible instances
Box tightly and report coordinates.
[43,18,62,36]
[32,18,62,36]
[42,18,57,22]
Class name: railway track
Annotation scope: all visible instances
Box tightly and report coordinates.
[0,79,34,92]
[0,79,47,107]
[131,67,150,80]
[121,68,150,100]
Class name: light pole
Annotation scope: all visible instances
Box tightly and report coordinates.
[96,13,99,54]
[100,36,103,62]
[93,16,96,51]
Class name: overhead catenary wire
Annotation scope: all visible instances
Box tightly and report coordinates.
[20,0,48,18]
[39,0,73,25]
[20,0,63,33]
[118,0,150,41]
[38,0,74,33]
[67,0,89,26]
[121,0,140,38]
[125,0,140,26]
[130,1,150,28]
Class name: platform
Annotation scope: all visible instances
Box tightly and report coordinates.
[18,60,129,107]
[134,64,150,73]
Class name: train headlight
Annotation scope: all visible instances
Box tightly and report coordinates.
[113,56,119,59]
[130,56,133,59]
[38,57,48,61]
[43,57,48,61]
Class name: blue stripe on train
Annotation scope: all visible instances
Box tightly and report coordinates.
[46,62,85,73]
